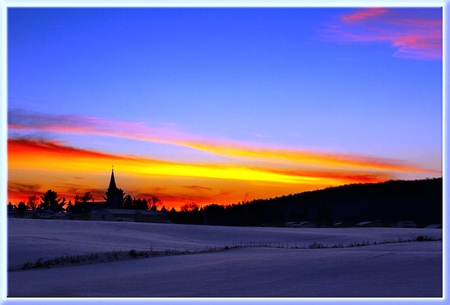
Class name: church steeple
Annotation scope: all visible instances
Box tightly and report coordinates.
[108,167,117,191]
[105,166,123,209]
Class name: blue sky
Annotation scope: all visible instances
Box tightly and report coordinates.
[7,7,442,207]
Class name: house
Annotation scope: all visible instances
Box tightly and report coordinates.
[298,221,315,228]
[51,212,72,220]
[333,222,345,228]
[7,209,38,218]
[392,221,417,228]
[23,210,38,219]
[425,224,442,229]
[7,209,20,218]
[285,221,315,228]
[285,221,298,227]
[35,209,54,219]
[135,210,169,223]
[355,221,382,227]
[90,209,168,223]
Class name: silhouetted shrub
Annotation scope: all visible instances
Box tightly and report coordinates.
[129,249,137,258]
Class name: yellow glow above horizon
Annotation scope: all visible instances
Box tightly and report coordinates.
[7,138,439,209]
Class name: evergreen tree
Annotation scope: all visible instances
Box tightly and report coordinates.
[17,201,28,217]
[39,190,63,212]
[123,195,133,209]
[60,197,67,212]
[8,202,15,212]
[133,198,148,210]
[66,200,74,213]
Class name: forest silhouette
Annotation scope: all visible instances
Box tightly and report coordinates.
[173,178,442,227]
[9,178,441,228]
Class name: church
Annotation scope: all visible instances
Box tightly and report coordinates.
[104,168,124,209]
[89,169,168,223]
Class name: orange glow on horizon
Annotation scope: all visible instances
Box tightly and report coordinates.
[7,138,439,209]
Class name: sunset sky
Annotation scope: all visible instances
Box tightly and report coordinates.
[7,7,442,209]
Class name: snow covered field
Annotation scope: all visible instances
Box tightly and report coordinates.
[7,218,443,298]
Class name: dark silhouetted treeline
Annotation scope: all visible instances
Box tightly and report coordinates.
[167,178,442,227]
[8,189,165,220]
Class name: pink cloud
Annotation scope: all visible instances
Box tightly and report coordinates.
[8,109,438,175]
[388,19,442,27]
[340,8,388,24]
[391,33,441,60]
[8,109,182,144]
[321,8,442,60]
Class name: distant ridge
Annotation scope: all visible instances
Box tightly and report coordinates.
[199,178,442,227]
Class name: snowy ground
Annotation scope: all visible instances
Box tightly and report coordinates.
[7,218,443,299]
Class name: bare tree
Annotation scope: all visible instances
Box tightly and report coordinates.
[148,196,162,211]
[81,192,94,203]
[180,202,198,212]
[27,195,38,210]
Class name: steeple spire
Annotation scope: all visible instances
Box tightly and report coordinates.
[105,166,123,209]
[108,166,117,190]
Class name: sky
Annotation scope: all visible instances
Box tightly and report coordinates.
[7,7,442,210]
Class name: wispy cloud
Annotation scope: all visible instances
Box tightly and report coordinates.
[8,182,42,200]
[182,142,435,174]
[320,8,442,60]
[340,8,388,24]
[8,138,395,185]
[182,185,213,192]
[8,109,437,175]
[8,109,178,144]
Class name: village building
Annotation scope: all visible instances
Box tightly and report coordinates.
[425,224,442,229]
[333,222,345,228]
[355,220,383,227]
[35,209,54,219]
[90,209,168,223]
[392,220,418,228]
[285,221,315,228]
[52,212,72,220]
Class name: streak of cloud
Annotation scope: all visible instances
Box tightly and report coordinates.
[8,138,395,185]
[8,110,436,175]
[320,8,442,60]
[7,137,134,163]
[8,109,176,144]
[182,185,213,192]
[182,141,436,174]
[8,182,42,200]
[340,8,388,24]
